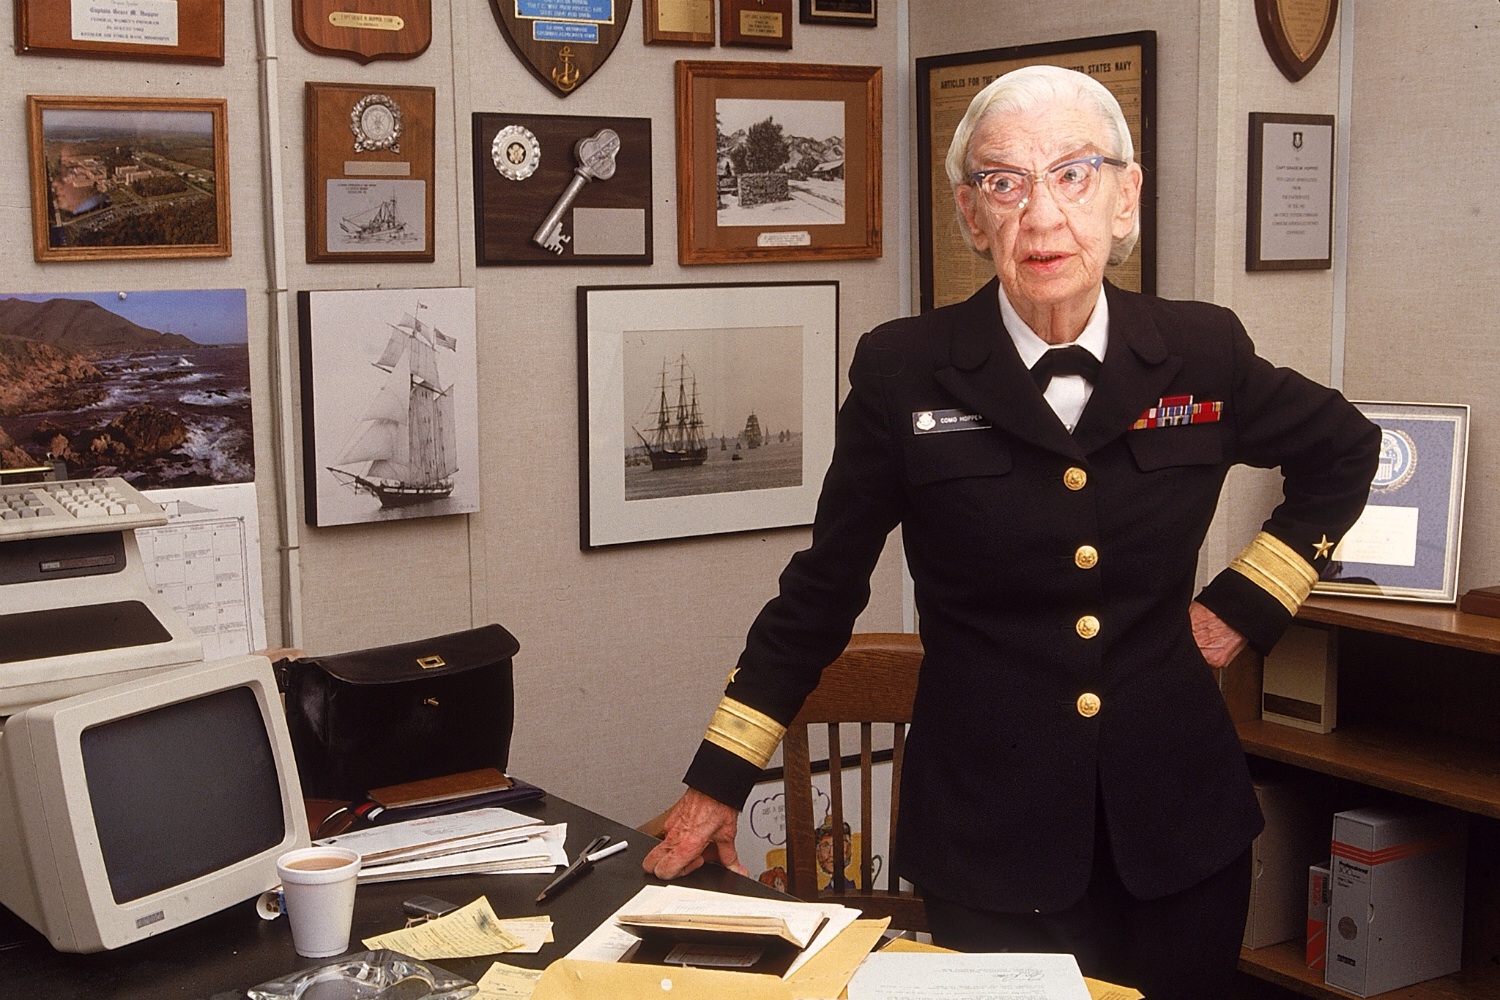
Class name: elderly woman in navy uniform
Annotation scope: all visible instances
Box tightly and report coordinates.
[644,65,1379,998]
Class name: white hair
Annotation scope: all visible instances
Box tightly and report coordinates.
[945,64,1139,264]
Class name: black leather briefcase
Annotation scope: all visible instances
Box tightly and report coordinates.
[275,623,518,802]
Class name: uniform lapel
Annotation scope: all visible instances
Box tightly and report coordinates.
[1071,283,1182,455]
[932,279,1082,458]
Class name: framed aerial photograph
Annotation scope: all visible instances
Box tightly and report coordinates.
[27,95,230,262]
[297,287,480,527]
[1247,112,1335,271]
[675,60,881,264]
[14,0,226,64]
[915,31,1156,311]
[799,0,876,26]
[577,281,838,548]
[472,112,652,265]
[305,82,435,264]
[1315,402,1470,604]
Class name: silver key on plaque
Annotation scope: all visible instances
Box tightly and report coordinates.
[532,128,620,255]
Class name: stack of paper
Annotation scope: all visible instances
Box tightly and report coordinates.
[569,884,861,979]
[316,806,569,882]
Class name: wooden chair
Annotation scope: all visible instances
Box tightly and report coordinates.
[781,632,926,932]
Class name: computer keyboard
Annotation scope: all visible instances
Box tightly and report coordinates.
[0,477,168,542]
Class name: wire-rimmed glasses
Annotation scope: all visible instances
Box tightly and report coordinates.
[968,154,1127,214]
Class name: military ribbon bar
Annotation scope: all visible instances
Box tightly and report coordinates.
[1131,394,1224,430]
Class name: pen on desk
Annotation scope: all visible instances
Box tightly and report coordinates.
[586,840,628,862]
[536,834,613,903]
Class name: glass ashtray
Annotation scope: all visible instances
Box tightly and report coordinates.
[247,949,477,1000]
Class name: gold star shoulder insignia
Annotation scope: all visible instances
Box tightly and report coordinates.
[1312,534,1334,559]
[726,665,740,684]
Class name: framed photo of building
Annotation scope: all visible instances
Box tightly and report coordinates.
[297,288,480,527]
[15,0,226,64]
[1315,402,1469,603]
[305,82,435,263]
[577,281,838,548]
[27,95,230,262]
[915,31,1157,311]
[674,60,881,264]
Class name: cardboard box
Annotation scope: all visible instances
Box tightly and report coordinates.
[1262,623,1337,733]
[1243,779,1332,948]
[1306,862,1330,968]
[1325,806,1466,996]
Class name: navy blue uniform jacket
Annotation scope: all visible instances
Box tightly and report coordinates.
[685,278,1380,913]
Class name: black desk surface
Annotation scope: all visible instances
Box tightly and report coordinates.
[0,792,777,1000]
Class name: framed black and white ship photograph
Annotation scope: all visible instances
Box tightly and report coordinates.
[297,287,480,527]
[577,281,838,547]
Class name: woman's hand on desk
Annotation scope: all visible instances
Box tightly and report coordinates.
[642,788,747,879]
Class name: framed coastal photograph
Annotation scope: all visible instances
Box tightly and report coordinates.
[15,0,225,64]
[27,95,230,262]
[0,288,251,488]
[577,281,838,548]
[1315,402,1469,603]
[915,31,1156,310]
[674,60,881,264]
[297,288,480,527]
[305,82,435,263]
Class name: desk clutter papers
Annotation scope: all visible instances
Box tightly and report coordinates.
[315,807,568,882]
[567,884,860,979]
[848,951,1093,1000]
[363,897,554,959]
[475,962,544,999]
[869,940,1143,1000]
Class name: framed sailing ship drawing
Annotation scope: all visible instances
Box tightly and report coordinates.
[577,281,838,548]
[305,82,436,263]
[297,287,480,527]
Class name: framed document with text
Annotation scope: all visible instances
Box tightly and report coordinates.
[916,32,1156,312]
[1247,112,1334,271]
[15,0,225,64]
[1315,402,1470,604]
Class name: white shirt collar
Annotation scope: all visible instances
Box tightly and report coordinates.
[997,285,1110,367]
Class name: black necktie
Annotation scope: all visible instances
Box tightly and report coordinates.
[1030,345,1101,390]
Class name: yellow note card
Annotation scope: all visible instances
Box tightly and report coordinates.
[362,896,523,959]
[476,961,545,999]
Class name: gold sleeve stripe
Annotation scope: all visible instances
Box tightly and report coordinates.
[1227,531,1317,615]
[703,697,785,769]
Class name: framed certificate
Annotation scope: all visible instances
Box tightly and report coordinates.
[1247,112,1334,271]
[1315,402,1470,604]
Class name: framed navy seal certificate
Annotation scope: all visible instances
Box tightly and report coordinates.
[1315,402,1469,603]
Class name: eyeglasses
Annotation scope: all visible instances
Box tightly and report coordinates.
[968,154,1127,213]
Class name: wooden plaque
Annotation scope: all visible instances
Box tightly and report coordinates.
[488,0,634,98]
[1255,0,1338,82]
[720,0,792,48]
[472,112,652,265]
[15,0,225,64]
[292,0,433,63]
[644,0,713,45]
[305,82,436,264]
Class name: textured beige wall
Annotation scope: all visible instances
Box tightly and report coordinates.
[1344,3,1500,596]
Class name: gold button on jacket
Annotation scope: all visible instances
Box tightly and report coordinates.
[1077,692,1101,717]
[1063,467,1088,490]
[1075,545,1098,569]
[1075,615,1100,639]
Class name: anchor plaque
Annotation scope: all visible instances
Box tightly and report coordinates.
[292,0,432,64]
[487,0,633,98]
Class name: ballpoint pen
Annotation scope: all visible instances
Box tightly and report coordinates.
[536,833,620,903]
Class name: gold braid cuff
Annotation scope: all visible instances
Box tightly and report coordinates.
[703,697,785,769]
[1227,531,1317,615]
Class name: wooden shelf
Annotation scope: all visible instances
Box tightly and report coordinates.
[1240,940,1500,999]
[1299,597,1500,656]
[1237,719,1500,820]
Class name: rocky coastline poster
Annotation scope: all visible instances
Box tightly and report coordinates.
[0,289,252,489]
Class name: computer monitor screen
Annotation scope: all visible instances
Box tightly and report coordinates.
[0,655,310,953]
